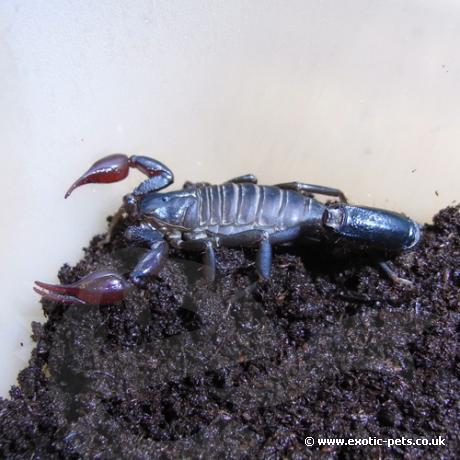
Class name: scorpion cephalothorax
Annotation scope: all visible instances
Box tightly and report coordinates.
[34,154,421,305]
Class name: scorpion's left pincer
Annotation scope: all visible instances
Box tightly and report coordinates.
[34,270,132,305]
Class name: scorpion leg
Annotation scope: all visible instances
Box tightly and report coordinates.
[99,205,126,246]
[125,224,169,285]
[276,182,347,203]
[216,230,272,280]
[65,154,174,198]
[100,193,146,246]
[125,223,164,246]
[130,240,169,286]
[379,261,413,286]
[34,270,132,305]
[176,239,216,282]
[183,174,257,190]
[225,174,258,184]
[183,181,211,190]
[256,236,272,279]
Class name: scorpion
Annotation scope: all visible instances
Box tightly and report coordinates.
[34,154,421,305]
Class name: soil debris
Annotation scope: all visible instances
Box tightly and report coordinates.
[1,206,459,459]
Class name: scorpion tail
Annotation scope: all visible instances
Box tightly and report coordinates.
[323,204,421,253]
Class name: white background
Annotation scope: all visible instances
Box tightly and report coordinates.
[1,0,459,396]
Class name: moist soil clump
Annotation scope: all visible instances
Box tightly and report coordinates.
[1,206,459,459]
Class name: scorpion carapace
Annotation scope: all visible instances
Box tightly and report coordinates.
[34,154,421,305]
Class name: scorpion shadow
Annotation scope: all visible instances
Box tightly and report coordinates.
[282,242,387,294]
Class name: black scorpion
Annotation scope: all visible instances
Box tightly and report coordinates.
[34,154,421,305]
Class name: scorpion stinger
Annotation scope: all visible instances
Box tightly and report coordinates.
[65,153,174,198]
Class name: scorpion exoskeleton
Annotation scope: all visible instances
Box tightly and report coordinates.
[34,154,421,305]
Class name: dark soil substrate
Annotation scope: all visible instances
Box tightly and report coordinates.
[1,206,459,459]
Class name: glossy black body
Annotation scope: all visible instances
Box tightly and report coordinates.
[139,184,324,241]
[138,184,421,253]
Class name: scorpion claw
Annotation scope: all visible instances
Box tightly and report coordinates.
[65,154,130,198]
[34,270,132,305]
[33,286,86,304]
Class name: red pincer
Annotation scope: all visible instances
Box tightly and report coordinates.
[34,270,132,305]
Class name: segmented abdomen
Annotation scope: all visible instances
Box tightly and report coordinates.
[195,184,309,234]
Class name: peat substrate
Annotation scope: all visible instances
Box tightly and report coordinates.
[1,206,459,459]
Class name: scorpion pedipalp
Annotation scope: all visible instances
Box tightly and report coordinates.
[65,154,130,198]
[65,154,174,198]
[34,270,132,305]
